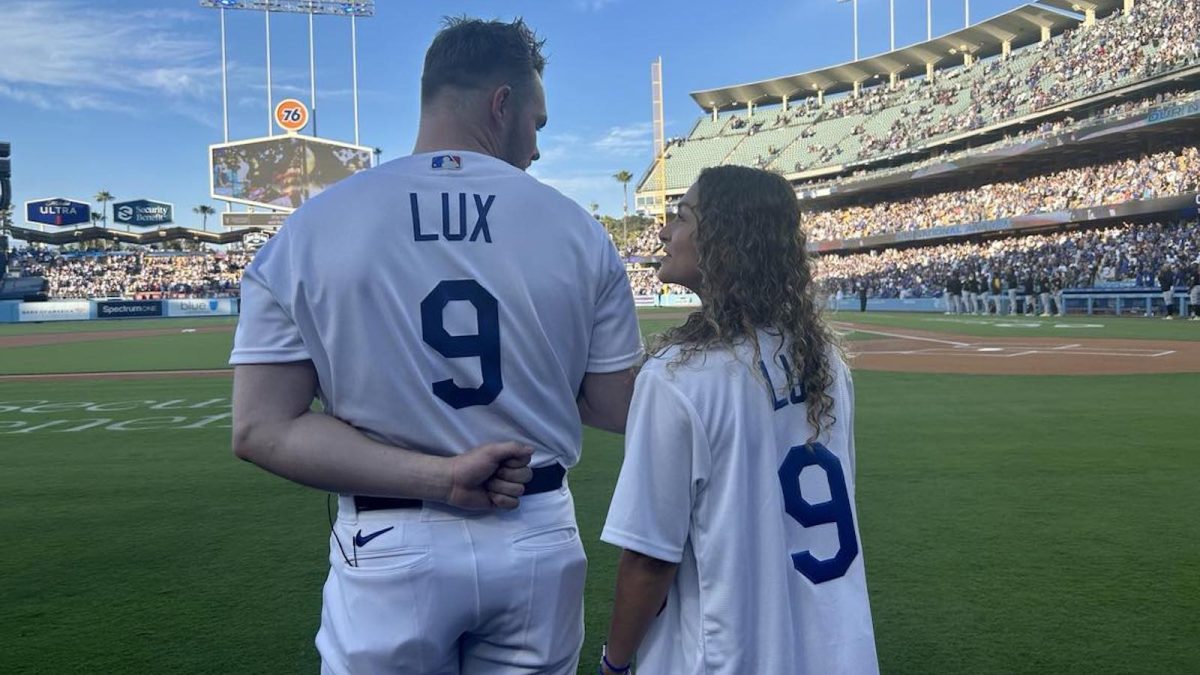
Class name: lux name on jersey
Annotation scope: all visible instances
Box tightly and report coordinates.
[410,192,495,243]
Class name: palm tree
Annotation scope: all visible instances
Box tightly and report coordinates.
[194,204,217,231]
[589,201,600,216]
[94,190,113,228]
[0,206,13,234]
[613,170,633,248]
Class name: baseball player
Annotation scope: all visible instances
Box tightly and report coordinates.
[1159,264,1176,319]
[600,166,878,675]
[230,18,642,674]
[1006,268,1020,316]
[1189,263,1200,320]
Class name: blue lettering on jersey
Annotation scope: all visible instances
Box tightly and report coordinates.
[412,192,436,241]
[444,193,467,241]
[759,353,806,411]
[471,194,494,243]
[409,192,496,243]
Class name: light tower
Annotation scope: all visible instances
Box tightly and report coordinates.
[200,1,375,145]
[199,1,376,228]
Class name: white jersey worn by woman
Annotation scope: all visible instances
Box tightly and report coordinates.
[603,331,879,674]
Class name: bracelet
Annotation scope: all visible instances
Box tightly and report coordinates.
[602,643,632,674]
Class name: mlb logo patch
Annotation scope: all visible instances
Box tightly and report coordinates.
[432,155,462,170]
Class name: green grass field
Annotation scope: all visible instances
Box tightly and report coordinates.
[2,311,1198,674]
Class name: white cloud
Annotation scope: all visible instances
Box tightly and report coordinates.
[574,0,619,11]
[593,122,652,157]
[0,1,217,111]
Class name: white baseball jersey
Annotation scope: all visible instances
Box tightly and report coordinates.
[230,150,643,468]
[602,332,878,675]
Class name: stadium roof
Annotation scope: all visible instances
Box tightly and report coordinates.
[689,0,1125,112]
[8,225,271,246]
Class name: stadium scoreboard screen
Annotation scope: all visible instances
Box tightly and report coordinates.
[209,135,373,212]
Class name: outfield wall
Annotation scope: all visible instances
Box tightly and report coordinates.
[0,298,239,323]
[1,289,1190,323]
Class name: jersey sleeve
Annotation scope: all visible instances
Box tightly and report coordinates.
[228,236,311,365]
[586,237,643,372]
[601,366,709,563]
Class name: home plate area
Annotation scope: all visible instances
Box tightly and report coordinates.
[836,326,1199,375]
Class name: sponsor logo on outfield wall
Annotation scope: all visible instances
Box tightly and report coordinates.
[166,298,235,317]
[96,300,163,318]
[18,301,91,322]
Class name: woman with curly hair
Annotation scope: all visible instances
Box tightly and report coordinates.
[598,166,878,675]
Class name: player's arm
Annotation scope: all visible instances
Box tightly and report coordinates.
[231,360,532,509]
[601,549,679,673]
[577,367,638,434]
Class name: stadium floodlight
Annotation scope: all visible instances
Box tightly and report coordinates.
[201,0,372,154]
[198,1,374,17]
[836,0,859,61]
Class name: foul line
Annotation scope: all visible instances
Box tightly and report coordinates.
[834,324,972,348]
[0,368,233,382]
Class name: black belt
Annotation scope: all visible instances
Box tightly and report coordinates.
[354,463,566,512]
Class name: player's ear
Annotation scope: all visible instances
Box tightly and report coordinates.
[490,85,513,125]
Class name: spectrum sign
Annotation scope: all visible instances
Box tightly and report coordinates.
[113,199,174,227]
[25,198,91,227]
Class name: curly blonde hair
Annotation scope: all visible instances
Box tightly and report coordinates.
[652,165,841,438]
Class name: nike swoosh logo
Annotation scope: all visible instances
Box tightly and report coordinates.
[353,526,395,548]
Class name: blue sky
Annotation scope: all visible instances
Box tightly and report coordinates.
[0,0,1032,228]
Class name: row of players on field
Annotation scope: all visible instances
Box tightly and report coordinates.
[929,264,1200,318]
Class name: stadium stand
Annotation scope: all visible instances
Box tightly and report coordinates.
[7,1,1200,316]
[642,0,1200,194]
[803,145,1200,241]
[815,219,1200,300]
[10,249,251,299]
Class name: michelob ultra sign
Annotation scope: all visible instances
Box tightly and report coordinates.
[26,198,91,226]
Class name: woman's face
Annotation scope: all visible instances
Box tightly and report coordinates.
[657,182,702,291]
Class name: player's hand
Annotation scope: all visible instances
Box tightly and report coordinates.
[445,442,534,510]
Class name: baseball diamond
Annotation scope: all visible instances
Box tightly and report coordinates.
[4,0,1200,672]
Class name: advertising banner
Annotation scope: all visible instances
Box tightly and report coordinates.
[632,294,659,307]
[18,301,91,322]
[659,293,702,307]
[221,212,288,229]
[96,300,164,319]
[240,231,272,250]
[166,298,236,317]
[210,135,373,211]
[25,198,91,227]
[113,200,174,227]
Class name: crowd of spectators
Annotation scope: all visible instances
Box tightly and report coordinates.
[10,248,251,299]
[799,88,1198,197]
[622,227,661,260]
[803,145,1200,241]
[816,220,1200,299]
[692,0,1199,174]
[624,267,690,297]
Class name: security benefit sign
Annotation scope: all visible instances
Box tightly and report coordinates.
[25,198,91,227]
[113,199,174,227]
